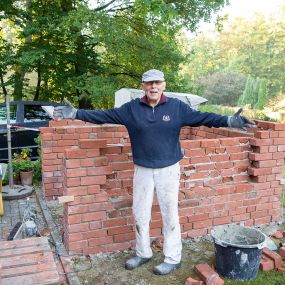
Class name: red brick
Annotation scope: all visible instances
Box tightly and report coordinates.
[66,168,87,178]
[107,226,133,235]
[65,159,81,168]
[65,149,86,159]
[79,139,107,149]
[254,131,270,139]
[250,138,273,146]
[248,167,272,176]
[81,175,106,186]
[195,263,224,285]
[185,277,203,285]
[187,228,208,238]
[248,152,272,161]
[263,248,283,268]
[81,212,106,222]
[259,255,275,271]
[272,231,283,239]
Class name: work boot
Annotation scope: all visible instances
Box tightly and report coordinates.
[125,256,151,270]
[153,262,181,275]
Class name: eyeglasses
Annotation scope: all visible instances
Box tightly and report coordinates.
[143,81,165,86]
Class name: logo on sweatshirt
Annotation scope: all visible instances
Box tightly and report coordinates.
[162,115,170,121]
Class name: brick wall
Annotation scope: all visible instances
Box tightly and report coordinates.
[40,120,285,255]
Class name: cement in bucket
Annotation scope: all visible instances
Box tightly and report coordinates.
[211,224,266,280]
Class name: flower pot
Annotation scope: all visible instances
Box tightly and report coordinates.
[13,174,21,185]
[20,170,34,186]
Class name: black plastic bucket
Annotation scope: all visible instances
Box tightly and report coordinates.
[211,224,266,280]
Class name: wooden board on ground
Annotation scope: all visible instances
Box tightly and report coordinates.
[0,237,60,285]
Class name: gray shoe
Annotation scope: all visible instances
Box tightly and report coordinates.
[125,256,151,270]
[153,262,181,275]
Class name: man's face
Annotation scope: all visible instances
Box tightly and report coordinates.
[142,81,166,103]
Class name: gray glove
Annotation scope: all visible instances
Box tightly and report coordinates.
[53,99,77,120]
[227,108,256,131]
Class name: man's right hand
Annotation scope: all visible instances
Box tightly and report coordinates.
[53,99,77,121]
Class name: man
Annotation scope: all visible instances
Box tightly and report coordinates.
[53,69,255,275]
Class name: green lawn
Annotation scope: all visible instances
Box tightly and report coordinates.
[225,271,285,285]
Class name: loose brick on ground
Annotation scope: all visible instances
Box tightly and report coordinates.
[259,255,275,271]
[272,231,283,239]
[195,263,224,285]
[185,277,204,285]
[263,248,283,269]
[278,247,285,260]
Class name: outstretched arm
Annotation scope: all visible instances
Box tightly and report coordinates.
[53,99,128,125]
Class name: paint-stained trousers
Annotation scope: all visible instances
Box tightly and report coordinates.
[132,162,182,264]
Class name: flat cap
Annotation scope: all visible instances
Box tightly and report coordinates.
[142,69,165,82]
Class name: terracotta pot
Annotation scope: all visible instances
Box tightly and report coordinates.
[20,170,34,186]
[13,174,21,185]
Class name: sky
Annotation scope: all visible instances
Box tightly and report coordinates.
[198,0,285,32]
[222,0,284,19]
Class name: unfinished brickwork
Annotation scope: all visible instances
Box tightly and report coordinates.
[40,120,285,254]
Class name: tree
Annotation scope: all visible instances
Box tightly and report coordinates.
[181,6,285,104]
[254,78,268,110]
[238,75,259,108]
[198,71,246,106]
[0,0,228,107]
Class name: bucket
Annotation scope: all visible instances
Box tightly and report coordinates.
[211,224,266,280]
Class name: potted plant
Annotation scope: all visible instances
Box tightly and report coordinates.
[11,153,22,184]
[12,148,34,186]
[18,159,34,186]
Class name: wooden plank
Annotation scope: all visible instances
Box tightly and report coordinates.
[2,251,54,268]
[2,262,57,278]
[0,243,51,258]
[1,270,60,285]
[0,237,48,250]
[58,195,74,204]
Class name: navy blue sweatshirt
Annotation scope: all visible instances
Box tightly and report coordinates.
[76,95,229,168]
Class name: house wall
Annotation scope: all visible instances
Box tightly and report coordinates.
[40,120,285,254]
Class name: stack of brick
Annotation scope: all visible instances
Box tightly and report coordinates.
[39,120,285,255]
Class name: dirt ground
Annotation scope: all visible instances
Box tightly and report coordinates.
[72,237,215,285]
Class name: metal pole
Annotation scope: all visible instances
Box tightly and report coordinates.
[6,95,14,189]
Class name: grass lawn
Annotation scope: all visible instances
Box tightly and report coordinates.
[225,271,285,285]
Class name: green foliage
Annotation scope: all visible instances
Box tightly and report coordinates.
[0,0,227,105]
[181,8,285,103]
[33,135,42,182]
[199,104,235,116]
[11,147,33,176]
[18,159,34,172]
[254,79,268,110]
[198,71,246,106]
[238,75,259,108]
[199,104,276,122]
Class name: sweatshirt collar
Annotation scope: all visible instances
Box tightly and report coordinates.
[140,93,168,106]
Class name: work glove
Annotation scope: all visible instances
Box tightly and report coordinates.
[53,99,77,121]
[227,108,256,131]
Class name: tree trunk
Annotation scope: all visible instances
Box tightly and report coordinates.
[0,69,8,100]
[34,62,41,101]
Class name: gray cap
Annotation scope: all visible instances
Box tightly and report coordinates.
[142,69,165,82]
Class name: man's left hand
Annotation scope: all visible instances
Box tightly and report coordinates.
[228,108,256,131]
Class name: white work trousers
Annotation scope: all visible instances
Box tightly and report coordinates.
[132,162,182,264]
